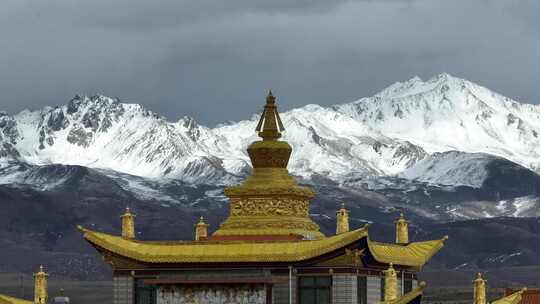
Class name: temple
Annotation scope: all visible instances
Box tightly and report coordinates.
[79,92,448,304]
[0,266,48,304]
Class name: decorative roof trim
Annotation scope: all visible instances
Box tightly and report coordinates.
[367,236,448,267]
[0,294,33,304]
[492,288,527,304]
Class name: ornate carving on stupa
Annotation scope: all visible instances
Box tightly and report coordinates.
[214,91,323,239]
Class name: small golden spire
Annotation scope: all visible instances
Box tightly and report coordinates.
[195,216,209,241]
[383,263,398,302]
[34,265,49,304]
[120,207,136,239]
[395,213,409,244]
[336,203,350,234]
[473,273,487,304]
[255,90,285,141]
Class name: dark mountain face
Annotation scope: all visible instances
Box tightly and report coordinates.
[0,161,539,279]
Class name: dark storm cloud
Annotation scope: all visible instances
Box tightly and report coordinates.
[0,0,539,125]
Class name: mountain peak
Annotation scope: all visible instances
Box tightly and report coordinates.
[2,74,540,187]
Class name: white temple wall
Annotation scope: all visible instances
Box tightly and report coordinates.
[332,275,357,304]
[113,275,134,304]
[366,276,381,304]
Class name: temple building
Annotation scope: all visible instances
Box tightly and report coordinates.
[0,266,48,304]
[79,92,448,304]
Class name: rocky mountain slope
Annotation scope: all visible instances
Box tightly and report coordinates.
[3,74,540,186]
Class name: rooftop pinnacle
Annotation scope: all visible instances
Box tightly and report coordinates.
[255,90,285,140]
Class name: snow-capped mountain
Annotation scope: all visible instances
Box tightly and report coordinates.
[336,73,540,173]
[3,74,540,277]
[2,73,540,190]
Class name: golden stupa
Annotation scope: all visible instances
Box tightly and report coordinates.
[214,91,323,239]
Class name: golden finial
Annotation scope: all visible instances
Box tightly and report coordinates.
[336,203,349,235]
[255,90,285,140]
[473,273,487,304]
[383,263,398,302]
[195,216,209,241]
[34,265,48,304]
[395,213,409,244]
[120,207,136,239]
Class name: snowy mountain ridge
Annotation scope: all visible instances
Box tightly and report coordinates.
[2,73,540,188]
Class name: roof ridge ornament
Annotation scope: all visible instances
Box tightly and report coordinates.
[255,90,285,141]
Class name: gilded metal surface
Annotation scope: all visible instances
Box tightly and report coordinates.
[473,273,487,304]
[395,213,409,244]
[383,263,398,302]
[79,226,367,263]
[0,295,32,304]
[255,91,285,141]
[380,281,427,304]
[230,198,309,217]
[336,203,350,234]
[247,141,291,168]
[367,236,448,267]
[217,216,321,237]
[491,288,527,304]
[195,216,209,241]
[33,265,48,304]
[120,207,135,239]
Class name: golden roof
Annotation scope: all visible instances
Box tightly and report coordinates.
[0,294,32,304]
[79,224,445,267]
[491,288,526,304]
[368,236,448,267]
[380,281,427,304]
[79,225,368,263]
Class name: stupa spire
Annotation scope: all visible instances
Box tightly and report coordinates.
[255,90,285,141]
[214,91,322,239]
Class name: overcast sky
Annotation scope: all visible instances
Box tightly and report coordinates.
[0,0,539,125]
